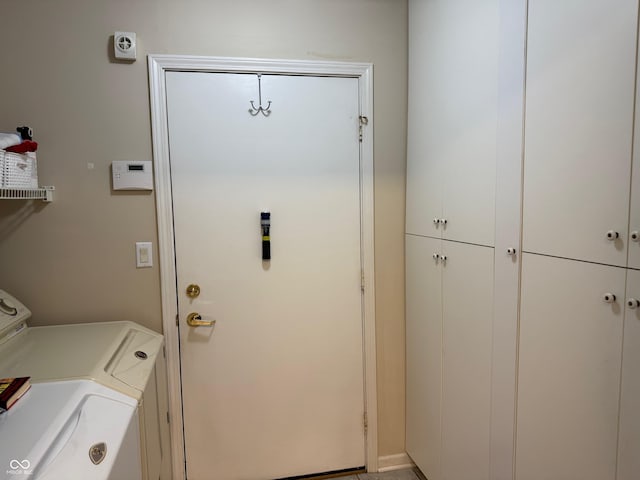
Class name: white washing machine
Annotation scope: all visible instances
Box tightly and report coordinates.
[0,290,171,480]
[0,380,141,480]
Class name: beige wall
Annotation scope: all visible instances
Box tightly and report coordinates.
[0,0,407,457]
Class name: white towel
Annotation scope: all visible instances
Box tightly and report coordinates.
[0,133,21,150]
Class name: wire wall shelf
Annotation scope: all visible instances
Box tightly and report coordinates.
[0,186,55,202]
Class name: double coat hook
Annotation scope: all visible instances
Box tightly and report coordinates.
[249,74,272,117]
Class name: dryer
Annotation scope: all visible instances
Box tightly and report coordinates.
[0,290,171,480]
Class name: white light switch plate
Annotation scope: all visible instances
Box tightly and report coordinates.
[136,242,153,268]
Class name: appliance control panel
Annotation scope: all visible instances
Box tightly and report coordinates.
[0,290,31,345]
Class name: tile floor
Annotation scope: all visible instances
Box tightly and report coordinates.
[338,467,423,480]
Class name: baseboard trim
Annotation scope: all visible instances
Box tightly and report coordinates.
[377,453,415,473]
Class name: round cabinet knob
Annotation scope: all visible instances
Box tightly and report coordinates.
[602,293,617,304]
[606,230,620,241]
[628,298,640,309]
[433,218,440,225]
[507,247,517,256]
[432,253,439,261]
[439,255,448,262]
[440,218,448,225]
[631,231,639,242]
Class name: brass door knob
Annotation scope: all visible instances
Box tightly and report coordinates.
[186,284,201,298]
[187,312,215,327]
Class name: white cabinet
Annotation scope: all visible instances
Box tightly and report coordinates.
[630,160,640,269]
[407,1,640,479]
[516,2,640,478]
[406,0,500,478]
[628,46,640,270]
[405,0,499,247]
[617,27,640,479]
[516,253,625,480]
[522,0,638,267]
[406,235,442,479]
[516,256,640,480]
[441,240,493,480]
[405,235,494,480]
[618,268,640,480]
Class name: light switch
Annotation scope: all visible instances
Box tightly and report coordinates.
[136,242,153,268]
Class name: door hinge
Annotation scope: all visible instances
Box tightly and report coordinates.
[359,115,369,143]
[166,411,170,424]
[163,345,166,358]
[361,269,365,292]
[363,411,368,435]
[176,313,179,326]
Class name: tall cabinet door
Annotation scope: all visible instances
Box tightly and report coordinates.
[629,102,640,268]
[405,234,442,479]
[516,254,626,480]
[440,0,499,247]
[405,0,444,237]
[441,241,494,480]
[629,34,640,269]
[618,268,640,480]
[522,0,637,266]
[405,0,499,246]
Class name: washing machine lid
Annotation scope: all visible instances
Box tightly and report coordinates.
[104,327,163,391]
[0,379,139,479]
[0,321,163,399]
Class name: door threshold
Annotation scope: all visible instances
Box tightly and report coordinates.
[275,466,366,480]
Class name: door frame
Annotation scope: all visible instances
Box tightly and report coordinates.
[148,54,377,480]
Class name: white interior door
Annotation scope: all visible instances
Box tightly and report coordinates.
[166,72,365,480]
[516,253,625,480]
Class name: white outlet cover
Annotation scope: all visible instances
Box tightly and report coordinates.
[114,31,136,61]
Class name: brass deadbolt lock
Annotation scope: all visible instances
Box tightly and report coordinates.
[186,284,201,298]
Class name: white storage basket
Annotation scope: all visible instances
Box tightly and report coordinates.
[1,150,38,189]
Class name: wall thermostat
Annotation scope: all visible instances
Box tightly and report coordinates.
[112,161,153,191]
[114,31,137,61]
